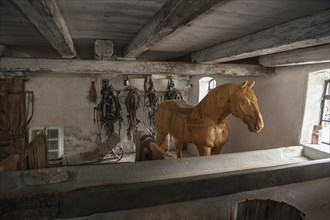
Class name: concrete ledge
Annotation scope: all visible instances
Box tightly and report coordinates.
[302,143,330,160]
[0,147,309,195]
[55,159,330,218]
[0,157,329,218]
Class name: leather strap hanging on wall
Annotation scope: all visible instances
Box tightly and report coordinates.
[94,80,122,140]
[143,75,158,137]
[164,77,183,100]
[124,86,140,144]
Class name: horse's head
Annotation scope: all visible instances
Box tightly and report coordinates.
[230,81,264,132]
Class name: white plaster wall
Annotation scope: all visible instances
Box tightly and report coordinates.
[25,74,188,154]
[188,63,330,154]
[25,63,329,156]
[25,75,100,155]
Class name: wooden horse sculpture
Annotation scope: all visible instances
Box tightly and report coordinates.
[154,81,264,158]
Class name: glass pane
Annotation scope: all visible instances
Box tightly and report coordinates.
[47,129,59,139]
[322,99,330,121]
[48,151,58,160]
[321,122,329,144]
[208,79,216,91]
[31,129,44,140]
[48,140,58,150]
[322,99,330,144]
[326,82,330,95]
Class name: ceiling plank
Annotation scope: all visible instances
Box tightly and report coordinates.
[192,9,330,64]
[0,57,273,76]
[10,0,76,58]
[259,44,330,67]
[123,0,228,58]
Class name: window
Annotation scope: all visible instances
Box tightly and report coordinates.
[208,78,216,91]
[320,80,330,144]
[29,127,64,159]
[199,77,216,102]
[300,70,329,145]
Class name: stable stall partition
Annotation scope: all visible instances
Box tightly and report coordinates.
[0,145,329,219]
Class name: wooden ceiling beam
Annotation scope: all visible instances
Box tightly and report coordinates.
[123,0,228,59]
[259,44,330,67]
[192,9,330,64]
[0,44,6,57]
[0,58,273,76]
[10,0,76,58]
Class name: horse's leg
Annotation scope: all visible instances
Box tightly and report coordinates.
[211,145,224,155]
[174,140,183,158]
[196,145,211,156]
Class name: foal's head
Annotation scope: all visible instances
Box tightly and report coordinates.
[230,81,264,132]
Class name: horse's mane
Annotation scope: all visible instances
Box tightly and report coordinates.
[194,83,239,119]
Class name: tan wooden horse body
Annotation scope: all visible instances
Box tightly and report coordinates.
[154,81,264,158]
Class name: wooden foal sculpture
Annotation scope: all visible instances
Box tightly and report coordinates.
[154,81,264,158]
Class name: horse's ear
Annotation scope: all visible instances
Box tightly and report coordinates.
[240,81,248,89]
[248,81,255,89]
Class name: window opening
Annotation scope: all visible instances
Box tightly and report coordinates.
[208,78,216,91]
[300,70,329,145]
[199,77,216,102]
[320,80,330,144]
[29,127,64,159]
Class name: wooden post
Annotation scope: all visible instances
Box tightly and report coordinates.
[0,80,27,170]
[94,40,114,60]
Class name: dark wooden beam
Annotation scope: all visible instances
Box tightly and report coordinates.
[10,0,76,58]
[0,46,33,58]
[192,9,330,64]
[259,44,330,67]
[0,44,6,57]
[0,72,30,80]
[123,0,228,58]
[0,57,273,76]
